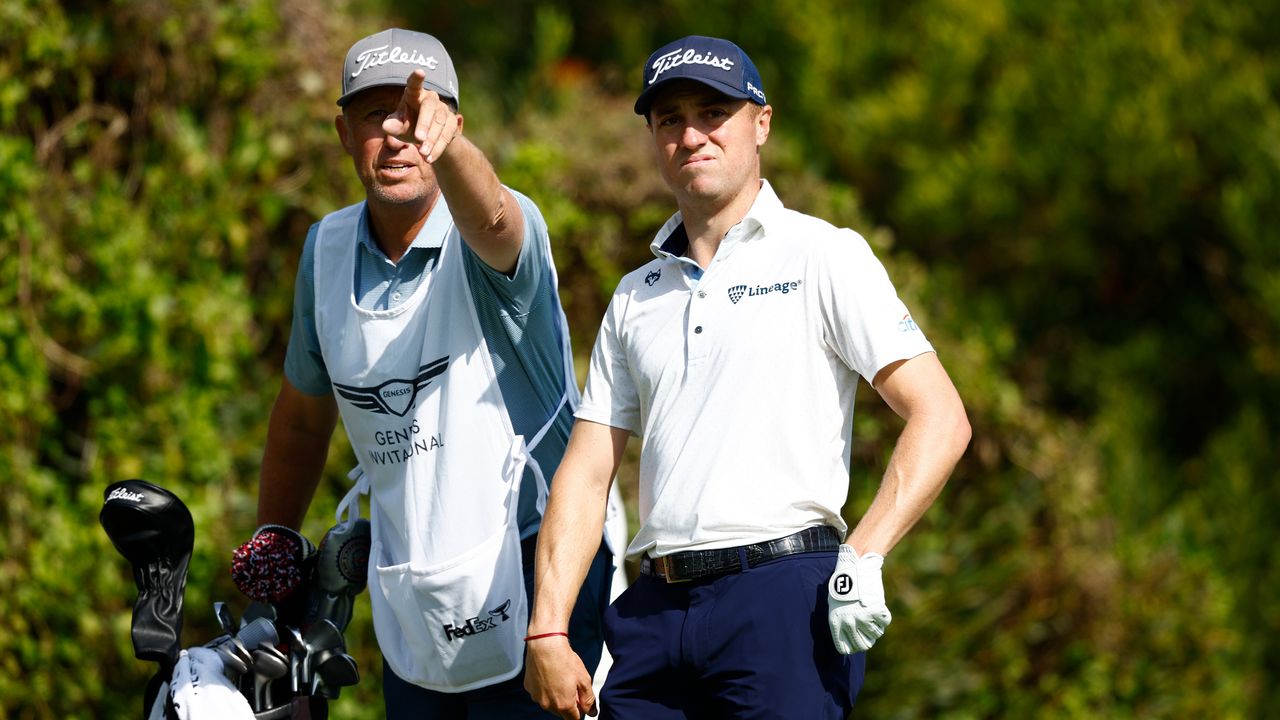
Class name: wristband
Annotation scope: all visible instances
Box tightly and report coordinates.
[524,631,569,642]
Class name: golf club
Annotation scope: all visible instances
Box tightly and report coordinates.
[252,643,289,712]
[214,601,236,636]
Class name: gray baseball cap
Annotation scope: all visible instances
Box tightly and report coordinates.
[338,28,459,108]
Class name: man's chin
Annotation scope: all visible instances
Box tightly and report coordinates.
[367,184,431,207]
[677,179,727,203]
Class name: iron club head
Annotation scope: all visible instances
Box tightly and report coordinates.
[214,601,235,636]
[236,616,279,652]
[303,618,346,656]
[251,645,289,712]
[315,650,359,688]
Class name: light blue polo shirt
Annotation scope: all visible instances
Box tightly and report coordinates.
[283,190,573,538]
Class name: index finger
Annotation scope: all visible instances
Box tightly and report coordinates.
[402,69,426,111]
[382,70,428,142]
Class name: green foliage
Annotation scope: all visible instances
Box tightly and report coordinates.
[2,0,1276,718]
[1,0,360,715]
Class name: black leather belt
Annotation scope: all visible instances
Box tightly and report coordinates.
[640,526,841,583]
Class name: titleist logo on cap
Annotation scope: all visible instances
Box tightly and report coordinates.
[351,44,439,79]
[633,36,765,115]
[649,48,736,85]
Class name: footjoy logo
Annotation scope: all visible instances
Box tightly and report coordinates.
[727,279,802,304]
[107,488,145,503]
[334,356,450,417]
[442,600,514,642]
[831,572,855,596]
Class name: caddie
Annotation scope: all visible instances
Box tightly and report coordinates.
[228,28,614,718]
[523,35,971,719]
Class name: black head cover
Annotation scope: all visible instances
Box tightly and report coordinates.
[99,479,195,669]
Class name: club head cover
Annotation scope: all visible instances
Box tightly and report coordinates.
[99,479,195,669]
[231,525,317,628]
[305,519,370,632]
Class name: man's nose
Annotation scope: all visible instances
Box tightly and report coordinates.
[681,124,708,148]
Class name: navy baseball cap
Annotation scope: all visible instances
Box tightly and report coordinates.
[338,28,459,108]
[634,35,767,116]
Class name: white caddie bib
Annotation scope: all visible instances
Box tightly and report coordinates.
[312,203,569,692]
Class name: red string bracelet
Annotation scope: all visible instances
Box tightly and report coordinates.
[524,631,569,642]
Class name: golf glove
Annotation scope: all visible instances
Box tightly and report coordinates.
[827,545,893,654]
[169,647,254,720]
[231,525,316,604]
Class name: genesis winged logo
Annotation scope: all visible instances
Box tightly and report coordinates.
[333,356,450,417]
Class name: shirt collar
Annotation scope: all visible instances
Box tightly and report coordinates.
[357,196,455,260]
[649,179,784,261]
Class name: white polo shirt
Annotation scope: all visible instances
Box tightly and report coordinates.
[577,180,934,558]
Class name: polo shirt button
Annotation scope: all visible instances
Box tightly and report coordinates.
[392,292,403,302]
[694,326,703,334]
[697,291,706,298]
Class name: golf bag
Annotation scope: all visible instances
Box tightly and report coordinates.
[101,480,370,719]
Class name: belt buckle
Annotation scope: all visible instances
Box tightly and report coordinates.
[651,555,691,584]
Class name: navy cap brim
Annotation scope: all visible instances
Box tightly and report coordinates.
[634,76,754,116]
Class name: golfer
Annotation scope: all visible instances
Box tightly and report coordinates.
[523,35,970,719]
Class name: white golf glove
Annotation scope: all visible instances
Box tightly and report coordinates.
[827,544,893,654]
[169,647,255,720]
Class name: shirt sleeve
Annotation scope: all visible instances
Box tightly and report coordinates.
[818,229,935,383]
[283,224,334,396]
[459,189,549,314]
[576,287,642,436]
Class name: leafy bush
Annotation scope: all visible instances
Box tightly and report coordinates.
[2,1,1275,717]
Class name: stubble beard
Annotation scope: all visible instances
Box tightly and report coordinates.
[367,182,428,206]
[363,170,435,208]
[352,150,435,207]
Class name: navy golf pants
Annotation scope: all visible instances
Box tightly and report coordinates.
[383,540,612,719]
[600,550,865,719]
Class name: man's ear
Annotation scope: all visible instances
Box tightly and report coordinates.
[335,113,352,154]
[755,104,772,148]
